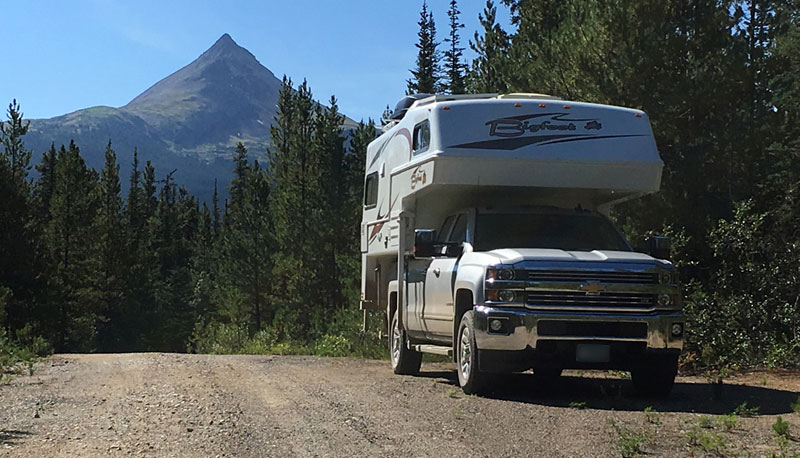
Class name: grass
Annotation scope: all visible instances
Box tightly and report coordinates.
[733,401,760,417]
[698,416,715,429]
[609,420,648,458]
[569,401,588,409]
[773,417,790,438]
[643,406,662,426]
[719,413,739,431]
[791,395,800,414]
[686,426,727,455]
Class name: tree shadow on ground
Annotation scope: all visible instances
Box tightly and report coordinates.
[416,369,799,415]
[0,429,32,446]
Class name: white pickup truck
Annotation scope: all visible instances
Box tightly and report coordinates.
[360,94,683,396]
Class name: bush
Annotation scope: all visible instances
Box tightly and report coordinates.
[189,304,387,359]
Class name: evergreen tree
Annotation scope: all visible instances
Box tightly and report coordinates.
[316,97,347,310]
[212,179,221,236]
[0,100,36,337]
[443,0,467,94]
[407,0,442,94]
[34,143,58,220]
[44,141,101,351]
[94,141,125,350]
[0,100,32,184]
[216,147,274,331]
[150,171,200,351]
[120,149,159,350]
[468,0,510,93]
[268,78,327,334]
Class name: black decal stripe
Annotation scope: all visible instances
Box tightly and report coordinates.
[502,113,598,122]
[536,134,646,146]
[450,134,589,150]
[450,134,645,151]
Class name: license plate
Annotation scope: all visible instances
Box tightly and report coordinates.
[576,344,610,363]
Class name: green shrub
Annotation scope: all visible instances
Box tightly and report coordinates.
[773,417,789,438]
[733,402,760,417]
[609,420,648,458]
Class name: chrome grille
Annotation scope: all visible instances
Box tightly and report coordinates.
[526,291,655,310]
[527,270,657,284]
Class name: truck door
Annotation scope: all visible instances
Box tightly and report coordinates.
[422,213,467,338]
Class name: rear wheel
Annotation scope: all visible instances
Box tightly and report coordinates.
[457,311,490,395]
[390,310,422,375]
[631,353,678,398]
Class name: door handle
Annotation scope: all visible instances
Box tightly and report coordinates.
[433,268,441,277]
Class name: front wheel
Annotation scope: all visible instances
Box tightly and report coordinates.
[631,353,678,398]
[456,311,490,395]
[390,310,421,375]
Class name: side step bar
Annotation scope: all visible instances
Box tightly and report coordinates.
[412,344,452,357]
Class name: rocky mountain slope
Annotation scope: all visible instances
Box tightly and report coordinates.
[24,34,324,201]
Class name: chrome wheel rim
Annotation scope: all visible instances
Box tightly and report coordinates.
[391,316,401,366]
[459,326,471,382]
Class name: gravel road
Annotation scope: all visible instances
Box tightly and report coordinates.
[1,353,798,457]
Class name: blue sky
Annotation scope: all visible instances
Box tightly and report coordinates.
[1,0,512,123]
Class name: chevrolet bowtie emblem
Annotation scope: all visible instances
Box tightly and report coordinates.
[579,282,605,296]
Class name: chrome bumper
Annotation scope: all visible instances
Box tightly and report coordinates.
[472,305,684,351]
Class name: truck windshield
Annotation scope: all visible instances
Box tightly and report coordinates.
[474,212,630,252]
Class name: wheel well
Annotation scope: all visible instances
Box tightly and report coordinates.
[453,289,474,360]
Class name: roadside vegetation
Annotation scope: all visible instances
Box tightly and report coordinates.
[1,0,799,371]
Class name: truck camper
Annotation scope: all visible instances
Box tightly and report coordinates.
[360,93,683,396]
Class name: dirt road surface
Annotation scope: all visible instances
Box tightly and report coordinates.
[1,353,798,457]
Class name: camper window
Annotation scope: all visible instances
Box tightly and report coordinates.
[412,120,430,154]
[364,172,378,208]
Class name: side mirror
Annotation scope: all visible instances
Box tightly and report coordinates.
[645,235,671,260]
[413,229,437,258]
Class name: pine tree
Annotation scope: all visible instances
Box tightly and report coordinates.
[120,149,159,350]
[229,143,249,212]
[407,0,442,94]
[212,179,221,236]
[0,100,36,338]
[444,0,467,94]
[0,100,32,184]
[94,141,125,350]
[316,97,347,310]
[34,143,58,220]
[44,141,101,351]
[268,78,326,334]
[468,0,510,93]
[216,147,274,331]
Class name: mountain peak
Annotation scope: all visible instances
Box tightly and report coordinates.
[122,33,282,149]
[198,33,254,63]
[209,33,237,51]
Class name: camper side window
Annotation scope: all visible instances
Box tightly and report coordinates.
[364,172,378,208]
[412,120,430,155]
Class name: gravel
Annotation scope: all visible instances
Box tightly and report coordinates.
[0,353,798,457]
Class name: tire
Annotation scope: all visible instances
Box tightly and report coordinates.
[456,311,490,395]
[390,310,422,375]
[631,353,678,398]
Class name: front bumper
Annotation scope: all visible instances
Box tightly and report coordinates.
[472,305,684,352]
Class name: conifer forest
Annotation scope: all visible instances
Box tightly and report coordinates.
[2,0,800,371]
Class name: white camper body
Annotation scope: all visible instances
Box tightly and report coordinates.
[360,93,663,314]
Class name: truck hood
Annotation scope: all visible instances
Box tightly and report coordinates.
[486,248,661,265]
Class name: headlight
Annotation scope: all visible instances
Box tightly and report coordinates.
[658,293,673,307]
[659,270,678,284]
[498,269,514,280]
[498,290,516,302]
